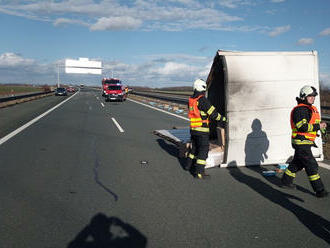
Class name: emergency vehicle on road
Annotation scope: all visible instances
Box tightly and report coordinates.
[102,78,127,102]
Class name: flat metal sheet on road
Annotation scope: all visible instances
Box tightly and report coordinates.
[153,128,190,145]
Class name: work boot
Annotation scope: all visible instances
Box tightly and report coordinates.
[184,158,193,171]
[316,190,328,198]
[280,177,296,189]
[195,172,210,180]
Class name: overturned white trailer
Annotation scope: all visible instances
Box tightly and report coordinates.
[155,50,323,167]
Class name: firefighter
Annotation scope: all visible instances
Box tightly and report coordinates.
[184,79,227,179]
[281,85,328,198]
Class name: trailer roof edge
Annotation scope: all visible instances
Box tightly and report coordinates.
[217,50,318,56]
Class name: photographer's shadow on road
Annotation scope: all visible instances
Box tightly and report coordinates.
[244,118,281,185]
[227,161,330,244]
[244,118,284,186]
[244,119,269,167]
[67,213,147,248]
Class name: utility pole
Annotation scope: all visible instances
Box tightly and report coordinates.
[57,63,60,88]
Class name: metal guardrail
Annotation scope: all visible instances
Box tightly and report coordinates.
[0,91,54,103]
[132,91,330,120]
[131,91,188,105]
[148,90,191,97]
[322,114,330,121]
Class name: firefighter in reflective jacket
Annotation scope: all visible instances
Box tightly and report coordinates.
[281,85,328,198]
[185,79,227,179]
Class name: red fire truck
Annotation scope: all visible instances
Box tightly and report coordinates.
[102,78,127,102]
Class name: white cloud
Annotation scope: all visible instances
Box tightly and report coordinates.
[271,0,286,3]
[0,53,59,84]
[265,9,277,15]
[102,60,198,86]
[0,53,35,67]
[0,0,253,32]
[145,54,209,63]
[297,38,314,45]
[140,5,243,31]
[0,6,49,22]
[268,25,290,37]
[97,52,213,86]
[53,18,89,27]
[320,28,330,36]
[217,0,254,9]
[90,16,142,31]
[198,62,213,78]
[103,61,131,75]
[218,0,241,8]
[154,62,193,75]
[167,0,199,6]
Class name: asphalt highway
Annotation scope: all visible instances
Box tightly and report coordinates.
[0,88,329,248]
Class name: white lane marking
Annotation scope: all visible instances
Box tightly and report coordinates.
[96,97,100,100]
[111,117,124,133]
[0,93,77,146]
[101,102,105,107]
[127,98,189,121]
[319,162,330,170]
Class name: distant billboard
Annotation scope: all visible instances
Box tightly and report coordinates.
[65,58,102,75]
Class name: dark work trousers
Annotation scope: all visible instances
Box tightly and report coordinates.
[190,134,209,174]
[282,145,325,192]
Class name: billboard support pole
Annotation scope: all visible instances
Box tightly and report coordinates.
[57,63,60,88]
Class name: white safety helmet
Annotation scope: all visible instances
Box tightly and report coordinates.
[193,79,207,92]
[299,85,318,99]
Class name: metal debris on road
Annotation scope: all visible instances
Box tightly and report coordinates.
[140,160,149,166]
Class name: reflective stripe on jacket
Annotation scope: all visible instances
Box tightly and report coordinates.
[188,95,210,132]
[290,103,320,145]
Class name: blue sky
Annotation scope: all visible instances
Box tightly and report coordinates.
[0,0,330,88]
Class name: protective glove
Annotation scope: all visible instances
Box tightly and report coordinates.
[321,128,328,144]
[218,116,227,128]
